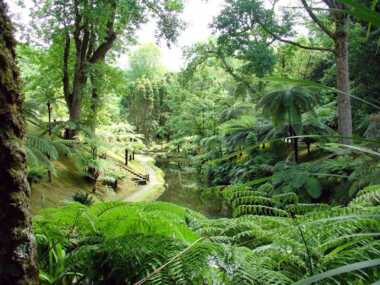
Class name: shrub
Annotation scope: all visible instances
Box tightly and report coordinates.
[72,192,94,206]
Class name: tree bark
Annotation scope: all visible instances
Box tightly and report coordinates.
[62,2,117,140]
[90,77,98,160]
[334,9,353,144]
[0,1,39,283]
[289,125,299,163]
[62,31,70,104]
[64,31,86,139]
[289,1,353,144]
[64,99,81,139]
[47,101,52,182]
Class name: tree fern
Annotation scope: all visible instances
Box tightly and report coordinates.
[350,185,380,206]
[34,190,380,285]
[26,134,73,176]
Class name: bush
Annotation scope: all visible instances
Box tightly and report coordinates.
[27,166,46,184]
[101,176,118,190]
[72,192,94,206]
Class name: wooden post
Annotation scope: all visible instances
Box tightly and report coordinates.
[125,149,128,166]
[132,151,135,160]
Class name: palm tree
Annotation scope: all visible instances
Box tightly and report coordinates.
[257,84,319,162]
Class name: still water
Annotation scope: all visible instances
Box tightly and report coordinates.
[157,160,226,217]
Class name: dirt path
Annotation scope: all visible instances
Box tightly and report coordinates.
[123,154,165,202]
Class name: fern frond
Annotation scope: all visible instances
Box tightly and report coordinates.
[233,205,289,218]
[350,185,380,206]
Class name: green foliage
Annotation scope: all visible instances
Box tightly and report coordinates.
[350,184,380,206]
[127,43,165,81]
[267,153,370,202]
[123,77,168,141]
[339,0,380,27]
[198,183,380,284]
[26,133,73,177]
[72,192,94,206]
[34,202,217,284]
[120,44,172,141]
[13,1,380,284]
[35,198,380,284]
[213,0,277,78]
[222,181,324,218]
[257,84,320,133]
[27,166,46,184]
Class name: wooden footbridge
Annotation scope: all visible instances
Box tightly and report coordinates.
[121,164,150,185]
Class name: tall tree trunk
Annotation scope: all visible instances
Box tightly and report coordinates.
[47,101,52,136]
[89,58,104,159]
[89,63,102,138]
[297,0,353,144]
[47,101,52,182]
[62,1,117,140]
[289,125,299,163]
[335,12,353,145]
[0,2,39,283]
[293,137,299,163]
[64,54,85,140]
[90,82,98,160]
[64,99,81,139]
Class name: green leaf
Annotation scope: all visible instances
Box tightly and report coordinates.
[329,143,380,157]
[305,177,322,199]
[263,77,380,111]
[39,271,54,284]
[293,259,380,285]
[338,0,380,28]
[293,174,307,189]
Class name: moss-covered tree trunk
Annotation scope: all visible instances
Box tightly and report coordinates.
[0,2,39,283]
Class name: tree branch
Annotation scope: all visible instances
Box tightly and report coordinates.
[89,2,117,63]
[261,23,335,53]
[89,31,116,63]
[300,0,336,39]
[216,50,257,94]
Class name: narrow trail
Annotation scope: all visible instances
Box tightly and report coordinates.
[123,154,165,202]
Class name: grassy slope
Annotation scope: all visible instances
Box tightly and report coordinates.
[31,152,166,215]
[31,157,137,214]
[31,158,92,214]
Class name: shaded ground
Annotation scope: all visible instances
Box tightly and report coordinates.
[31,158,93,215]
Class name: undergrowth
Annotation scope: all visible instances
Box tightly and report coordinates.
[35,184,380,284]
